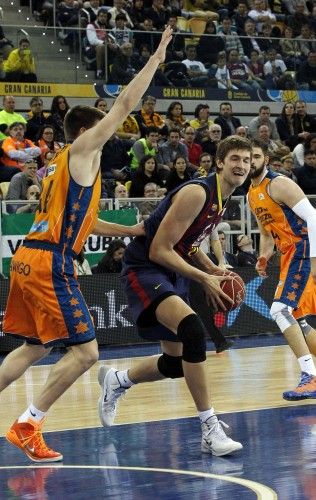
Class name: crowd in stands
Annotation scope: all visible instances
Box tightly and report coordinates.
[1,0,316,86]
[0,91,315,271]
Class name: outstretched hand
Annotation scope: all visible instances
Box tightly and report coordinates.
[256,256,268,277]
[154,26,173,64]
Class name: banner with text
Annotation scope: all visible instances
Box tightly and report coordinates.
[0,209,137,276]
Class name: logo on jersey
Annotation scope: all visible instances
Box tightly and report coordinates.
[259,193,265,200]
[29,220,49,234]
[46,164,56,177]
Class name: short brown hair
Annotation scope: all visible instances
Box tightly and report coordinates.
[216,135,252,164]
[64,105,105,142]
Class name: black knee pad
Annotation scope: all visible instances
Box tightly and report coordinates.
[177,313,206,363]
[157,353,184,379]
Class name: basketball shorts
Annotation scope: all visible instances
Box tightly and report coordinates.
[121,259,189,343]
[3,245,95,346]
[273,241,316,320]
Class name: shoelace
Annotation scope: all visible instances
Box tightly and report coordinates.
[29,429,55,456]
[298,372,313,387]
[205,418,230,439]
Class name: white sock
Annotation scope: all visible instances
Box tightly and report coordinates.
[116,369,134,388]
[298,355,316,375]
[18,404,46,423]
[199,407,215,423]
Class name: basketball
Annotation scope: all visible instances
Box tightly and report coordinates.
[214,270,246,311]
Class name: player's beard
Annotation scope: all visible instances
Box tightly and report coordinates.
[249,162,266,179]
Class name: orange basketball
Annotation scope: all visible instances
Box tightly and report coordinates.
[214,270,246,311]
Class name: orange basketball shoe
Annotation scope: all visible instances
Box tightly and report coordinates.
[6,418,63,462]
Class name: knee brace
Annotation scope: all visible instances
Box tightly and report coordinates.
[270,301,296,333]
[157,353,184,379]
[297,317,313,337]
[177,313,206,363]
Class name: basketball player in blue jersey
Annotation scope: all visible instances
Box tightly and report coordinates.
[98,136,252,457]
[0,27,173,463]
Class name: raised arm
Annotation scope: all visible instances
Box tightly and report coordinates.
[71,27,172,156]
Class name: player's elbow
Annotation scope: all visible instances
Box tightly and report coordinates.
[149,244,160,263]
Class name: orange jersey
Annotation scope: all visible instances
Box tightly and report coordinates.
[26,145,101,256]
[1,136,36,169]
[248,170,309,255]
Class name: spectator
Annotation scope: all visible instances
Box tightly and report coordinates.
[56,0,80,53]
[209,230,237,267]
[116,114,140,141]
[157,128,188,169]
[293,100,316,139]
[137,181,162,221]
[275,102,297,147]
[6,159,41,213]
[165,155,191,192]
[80,0,100,26]
[3,38,37,82]
[181,125,203,171]
[297,51,316,90]
[74,249,92,276]
[213,52,236,90]
[292,132,316,167]
[189,103,214,141]
[110,42,137,84]
[129,125,159,171]
[194,151,214,177]
[165,101,188,135]
[1,122,41,170]
[198,124,222,156]
[247,49,265,88]
[0,95,26,141]
[108,0,133,28]
[248,0,276,33]
[100,133,132,189]
[86,9,114,80]
[235,125,248,137]
[0,24,13,60]
[109,14,133,47]
[257,22,280,54]
[263,47,288,89]
[279,25,301,71]
[25,97,50,142]
[196,20,225,66]
[183,0,219,21]
[134,17,160,53]
[295,23,316,58]
[131,43,172,87]
[114,182,129,198]
[164,12,186,62]
[286,0,309,36]
[94,98,107,112]
[134,95,168,139]
[233,1,250,34]
[129,154,165,198]
[36,124,62,167]
[227,49,262,93]
[182,45,214,88]
[15,184,41,214]
[145,0,168,30]
[218,16,244,59]
[247,105,280,139]
[257,124,284,154]
[92,239,127,273]
[240,18,262,61]
[127,0,146,30]
[214,102,241,139]
[295,149,316,194]
[236,234,257,267]
[280,154,297,180]
[47,95,70,143]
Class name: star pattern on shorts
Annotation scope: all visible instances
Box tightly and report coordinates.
[287,291,297,302]
[72,202,80,211]
[294,274,302,281]
[70,214,77,223]
[73,309,84,318]
[292,283,299,290]
[75,321,89,334]
[66,226,74,239]
[70,297,79,306]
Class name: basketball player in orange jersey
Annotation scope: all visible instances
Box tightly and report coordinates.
[98,137,253,457]
[248,139,316,400]
[0,27,173,463]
